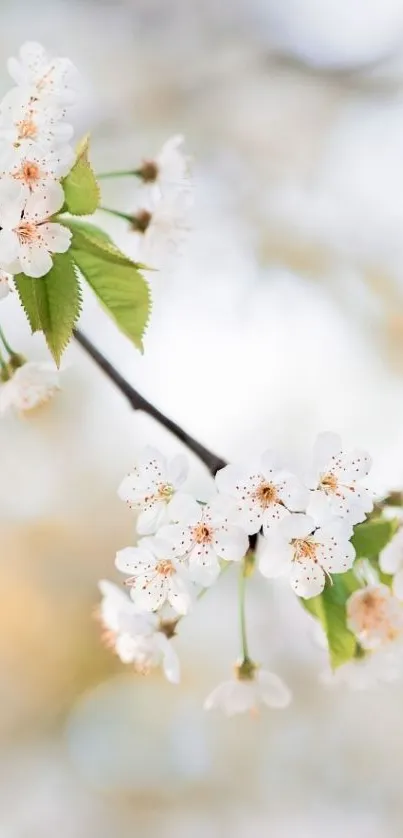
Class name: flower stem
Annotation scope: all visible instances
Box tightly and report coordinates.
[0,322,14,356]
[98,206,133,223]
[97,170,138,180]
[238,559,250,662]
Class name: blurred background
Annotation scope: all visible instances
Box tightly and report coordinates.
[2,0,403,834]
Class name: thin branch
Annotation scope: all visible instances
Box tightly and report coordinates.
[73,328,227,476]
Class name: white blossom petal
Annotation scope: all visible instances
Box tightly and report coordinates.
[157,633,181,683]
[256,670,292,709]
[19,243,52,278]
[259,537,293,579]
[187,543,221,586]
[393,569,403,601]
[167,575,193,615]
[214,525,249,562]
[136,503,167,535]
[289,559,326,598]
[168,492,201,525]
[115,546,156,576]
[39,221,71,253]
[204,680,256,715]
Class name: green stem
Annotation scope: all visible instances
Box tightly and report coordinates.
[97,170,138,180]
[0,344,9,379]
[98,206,133,223]
[238,560,249,662]
[0,322,14,356]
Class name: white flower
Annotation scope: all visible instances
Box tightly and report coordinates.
[0,88,73,153]
[131,189,191,270]
[306,432,373,525]
[0,361,60,414]
[346,584,403,649]
[0,271,11,299]
[98,579,152,637]
[160,494,249,586]
[0,180,71,277]
[7,41,79,106]
[204,664,291,716]
[215,451,309,536]
[259,513,355,598]
[98,580,180,683]
[137,135,191,197]
[379,527,403,600]
[118,446,188,535]
[115,536,193,614]
[321,648,401,691]
[0,143,74,203]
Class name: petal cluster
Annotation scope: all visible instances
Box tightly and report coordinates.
[0,361,60,414]
[0,42,77,278]
[98,581,180,683]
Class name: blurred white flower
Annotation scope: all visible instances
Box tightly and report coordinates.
[137,135,191,198]
[0,143,74,203]
[306,432,373,525]
[321,649,401,691]
[215,451,309,536]
[0,361,60,414]
[118,445,188,535]
[115,535,193,614]
[7,41,79,105]
[259,513,355,598]
[131,189,192,271]
[379,527,403,600]
[204,664,291,716]
[98,580,180,683]
[160,493,249,586]
[346,584,403,649]
[0,271,11,299]
[0,180,71,278]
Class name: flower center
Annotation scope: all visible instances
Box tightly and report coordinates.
[156,559,175,576]
[138,159,159,183]
[320,472,339,494]
[131,209,152,234]
[14,161,41,186]
[156,483,174,501]
[354,591,397,637]
[16,222,39,245]
[292,538,318,563]
[16,116,38,141]
[253,481,278,508]
[192,523,213,544]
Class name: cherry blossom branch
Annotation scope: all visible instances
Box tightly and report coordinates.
[73,328,227,476]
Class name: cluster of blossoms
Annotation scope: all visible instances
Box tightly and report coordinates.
[98,432,403,715]
[0,43,191,416]
[0,42,78,282]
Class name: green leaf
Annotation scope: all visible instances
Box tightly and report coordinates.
[302,571,360,668]
[61,218,114,246]
[62,135,100,216]
[14,253,82,365]
[70,228,150,351]
[352,517,399,559]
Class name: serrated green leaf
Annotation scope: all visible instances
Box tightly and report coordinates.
[302,571,360,668]
[70,228,150,351]
[62,135,100,216]
[14,253,82,365]
[60,218,114,246]
[352,518,399,560]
